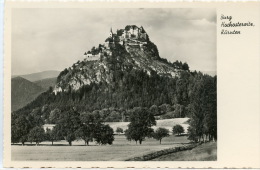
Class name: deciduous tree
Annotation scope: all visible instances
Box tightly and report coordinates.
[27,126,45,146]
[153,127,170,144]
[11,114,32,145]
[94,124,114,145]
[125,107,156,144]
[45,127,63,145]
[55,107,81,146]
[172,124,184,136]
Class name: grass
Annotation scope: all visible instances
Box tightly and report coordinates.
[11,135,189,161]
[151,142,217,161]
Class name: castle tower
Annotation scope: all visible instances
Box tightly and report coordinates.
[109,27,113,38]
[140,26,147,40]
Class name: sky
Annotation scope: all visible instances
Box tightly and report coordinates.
[12,8,216,75]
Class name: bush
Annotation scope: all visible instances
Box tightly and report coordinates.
[116,127,123,134]
[172,124,184,136]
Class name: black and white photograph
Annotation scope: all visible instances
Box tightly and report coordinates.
[10,8,217,162]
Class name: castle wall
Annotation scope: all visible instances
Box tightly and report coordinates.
[82,26,146,63]
[140,33,147,39]
[84,53,100,61]
[53,86,62,95]
[133,28,139,36]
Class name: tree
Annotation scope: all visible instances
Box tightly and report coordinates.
[75,125,93,146]
[45,128,53,145]
[55,108,81,146]
[116,127,123,135]
[153,128,169,144]
[49,108,61,124]
[77,111,103,145]
[173,104,185,118]
[187,74,217,143]
[159,104,171,115]
[94,124,114,145]
[149,105,159,115]
[182,62,189,71]
[172,124,184,136]
[125,107,156,144]
[187,125,198,142]
[27,126,45,146]
[45,127,63,145]
[124,129,131,141]
[77,111,114,145]
[29,107,45,127]
[202,76,217,142]
[11,114,32,145]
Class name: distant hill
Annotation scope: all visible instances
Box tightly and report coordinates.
[12,70,60,82]
[202,71,216,76]
[34,77,57,91]
[11,76,45,111]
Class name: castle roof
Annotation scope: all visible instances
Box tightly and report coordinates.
[125,25,139,31]
[105,37,113,42]
[140,26,146,33]
[117,29,124,36]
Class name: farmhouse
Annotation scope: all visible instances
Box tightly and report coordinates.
[42,124,55,132]
[83,51,101,61]
[53,86,62,95]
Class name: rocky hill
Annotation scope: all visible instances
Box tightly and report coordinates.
[13,25,214,123]
[53,25,182,94]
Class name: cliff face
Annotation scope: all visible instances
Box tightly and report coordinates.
[54,25,181,94]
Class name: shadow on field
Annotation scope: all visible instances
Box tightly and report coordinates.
[174,134,188,137]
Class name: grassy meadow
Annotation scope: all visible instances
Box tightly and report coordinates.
[11,118,198,161]
[12,135,189,161]
[107,118,189,134]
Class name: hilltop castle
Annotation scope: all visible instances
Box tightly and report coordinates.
[83,25,148,61]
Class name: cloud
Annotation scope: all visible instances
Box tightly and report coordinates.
[12,8,216,75]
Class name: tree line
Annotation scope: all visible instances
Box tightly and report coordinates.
[12,92,215,146]
[12,105,186,146]
[15,70,211,120]
[12,107,114,146]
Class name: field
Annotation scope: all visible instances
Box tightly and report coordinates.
[12,135,189,161]
[12,118,192,161]
[151,142,217,161]
[107,118,189,134]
